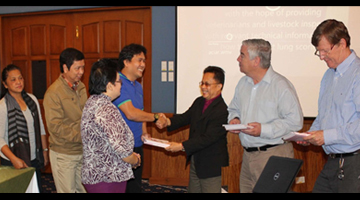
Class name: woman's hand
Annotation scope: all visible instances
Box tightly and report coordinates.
[11,157,28,169]
[123,152,141,169]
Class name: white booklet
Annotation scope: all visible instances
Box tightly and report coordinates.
[222,124,254,131]
[143,137,170,148]
[282,132,310,142]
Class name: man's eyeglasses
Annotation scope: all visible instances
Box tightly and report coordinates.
[314,44,335,58]
[199,81,218,87]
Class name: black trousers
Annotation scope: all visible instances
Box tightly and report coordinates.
[126,146,144,193]
[313,154,360,193]
[1,157,43,193]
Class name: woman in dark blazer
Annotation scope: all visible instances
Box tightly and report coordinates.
[158,66,229,193]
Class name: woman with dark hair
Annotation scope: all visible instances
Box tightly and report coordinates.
[81,59,140,193]
[0,64,49,192]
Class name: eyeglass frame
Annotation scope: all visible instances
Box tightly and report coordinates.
[314,43,337,58]
[199,81,219,87]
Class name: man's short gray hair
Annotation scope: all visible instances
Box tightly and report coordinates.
[242,39,272,69]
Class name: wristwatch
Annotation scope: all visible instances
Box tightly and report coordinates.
[153,113,159,123]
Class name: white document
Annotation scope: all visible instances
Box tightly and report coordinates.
[222,124,254,131]
[282,132,310,142]
[143,137,170,148]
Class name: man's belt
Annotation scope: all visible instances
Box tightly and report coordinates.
[244,144,280,152]
[329,150,360,159]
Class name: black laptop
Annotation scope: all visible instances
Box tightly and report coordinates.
[253,156,303,193]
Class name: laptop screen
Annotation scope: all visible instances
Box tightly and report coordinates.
[253,156,303,193]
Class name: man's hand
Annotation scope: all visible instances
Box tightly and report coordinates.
[165,142,184,153]
[303,130,325,146]
[229,118,241,134]
[241,122,261,137]
[156,113,169,129]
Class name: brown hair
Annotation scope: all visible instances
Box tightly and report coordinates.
[311,19,351,47]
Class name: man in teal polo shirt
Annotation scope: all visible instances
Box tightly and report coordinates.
[113,43,165,193]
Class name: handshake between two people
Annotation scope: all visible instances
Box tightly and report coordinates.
[155,113,171,129]
[152,114,184,153]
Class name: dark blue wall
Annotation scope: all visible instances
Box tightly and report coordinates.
[0,6,177,113]
[151,6,176,113]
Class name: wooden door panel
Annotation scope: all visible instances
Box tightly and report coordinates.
[11,27,27,57]
[125,21,143,45]
[82,22,100,54]
[30,25,46,56]
[49,25,67,55]
[103,20,121,53]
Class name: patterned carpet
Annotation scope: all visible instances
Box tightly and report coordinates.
[41,173,187,193]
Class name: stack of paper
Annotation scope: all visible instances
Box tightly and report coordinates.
[143,137,170,148]
[282,132,310,142]
[222,124,254,131]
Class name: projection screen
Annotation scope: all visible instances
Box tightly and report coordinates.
[177,6,360,117]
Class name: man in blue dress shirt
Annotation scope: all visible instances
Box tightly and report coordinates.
[303,19,360,193]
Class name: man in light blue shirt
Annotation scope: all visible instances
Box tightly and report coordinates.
[228,39,303,193]
[303,19,360,193]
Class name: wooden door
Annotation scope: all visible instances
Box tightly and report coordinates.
[1,7,152,177]
[2,13,74,97]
